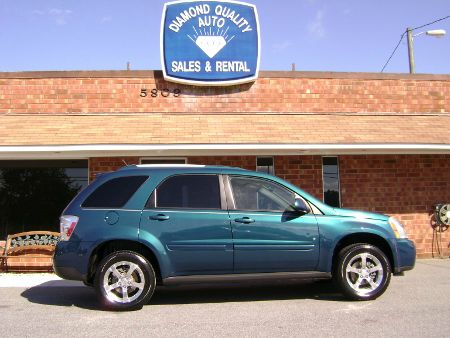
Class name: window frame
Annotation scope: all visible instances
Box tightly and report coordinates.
[224,175,305,213]
[256,156,275,175]
[322,156,341,208]
[145,174,227,210]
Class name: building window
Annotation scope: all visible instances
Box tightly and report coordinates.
[256,157,274,175]
[322,157,341,208]
[0,160,88,237]
[140,158,187,165]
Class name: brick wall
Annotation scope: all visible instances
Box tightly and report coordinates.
[89,157,140,182]
[88,154,449,258]
[189,155,323,201]
[5,255,53,272]
[188,156,256,170]
[340,154,450,258]
[0,71,449,114]
[273,155,323,200]
[3,250,54,272]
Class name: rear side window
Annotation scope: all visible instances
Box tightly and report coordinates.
[82,176,148,208]
[148,175,221,209]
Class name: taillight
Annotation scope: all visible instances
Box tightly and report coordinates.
[60,215,79,241]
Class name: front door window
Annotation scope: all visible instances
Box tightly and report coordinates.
[229,176,297,212]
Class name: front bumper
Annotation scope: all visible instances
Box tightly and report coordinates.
[393,239,416,274]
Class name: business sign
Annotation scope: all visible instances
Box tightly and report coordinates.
[161,0,260,86]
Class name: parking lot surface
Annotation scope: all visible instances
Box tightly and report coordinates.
[0,259,449,337]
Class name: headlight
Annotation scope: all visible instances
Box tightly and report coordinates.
[388,217,408,239]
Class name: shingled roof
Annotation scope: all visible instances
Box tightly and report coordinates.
[0,71,449,157]
[0,113,449,158]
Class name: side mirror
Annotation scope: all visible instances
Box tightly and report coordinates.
[294,198,310,215]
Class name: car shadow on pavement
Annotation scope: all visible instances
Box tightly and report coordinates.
[21,283,100,310]
[152,280,344,305]
[21,279,344,310]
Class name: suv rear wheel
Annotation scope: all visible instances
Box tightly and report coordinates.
[334,244,391,300]
[94,251,156,310]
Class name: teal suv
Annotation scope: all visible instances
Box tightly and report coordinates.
[54,165,415,310]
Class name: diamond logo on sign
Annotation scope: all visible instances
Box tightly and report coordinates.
[161,0,260,86]
[195,35,227,58]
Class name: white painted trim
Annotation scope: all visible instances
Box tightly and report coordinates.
[0,143,449,159]
[136,164,204,168]
[87,157,91,184]
[1,143,450,151]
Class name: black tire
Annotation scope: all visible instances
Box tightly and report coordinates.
[94,250,156,310]
[83,280,93,287]
[334,244,391,301]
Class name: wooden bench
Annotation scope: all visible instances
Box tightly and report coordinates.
[0,231,60,272]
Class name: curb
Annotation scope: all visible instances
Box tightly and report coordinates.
[0,273,83,288]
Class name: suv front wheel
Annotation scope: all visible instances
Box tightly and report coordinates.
[94,251,156,310]
[334,244,391,300]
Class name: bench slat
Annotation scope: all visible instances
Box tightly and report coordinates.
[6,245,56,254]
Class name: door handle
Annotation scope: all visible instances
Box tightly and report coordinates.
[234,217,255,224]
[149,214,170,221]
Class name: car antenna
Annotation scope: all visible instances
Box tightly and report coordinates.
[122,159,129,166]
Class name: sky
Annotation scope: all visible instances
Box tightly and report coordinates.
[0,0,449,74]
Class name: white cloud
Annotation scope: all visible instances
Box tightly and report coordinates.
[308,10,326,39]
[32,8,73,25]
[101,16,112,24]
[48,8,72,16]
[273,40,294,51]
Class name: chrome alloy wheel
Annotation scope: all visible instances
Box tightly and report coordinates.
[345,253,384,295]
[102,261,146,304]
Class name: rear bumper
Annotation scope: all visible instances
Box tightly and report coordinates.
[393,239,416,274]
[53,241,90,281]
[53,265,85,281]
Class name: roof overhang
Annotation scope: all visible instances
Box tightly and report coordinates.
[0,143,449,159]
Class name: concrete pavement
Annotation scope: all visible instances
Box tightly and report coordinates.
[0,259,449,337]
